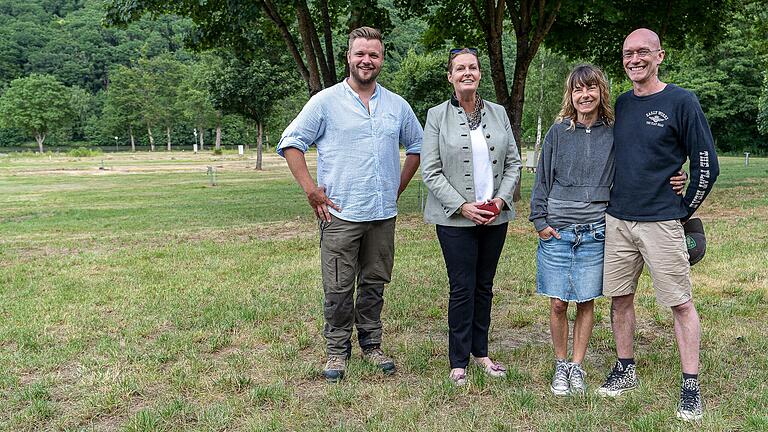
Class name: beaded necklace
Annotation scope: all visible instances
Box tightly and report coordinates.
[466,95,484,130]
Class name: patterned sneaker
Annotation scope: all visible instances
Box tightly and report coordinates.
[568,362,587,394]
[596,361,638,397]
[676,378,703,422]
[550,360,570,396]
[362,346,396,374]
[323,355,347,382]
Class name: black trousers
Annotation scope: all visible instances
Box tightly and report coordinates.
[436,223,508,369]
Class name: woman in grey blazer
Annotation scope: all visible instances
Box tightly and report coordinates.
[421,48,522,386]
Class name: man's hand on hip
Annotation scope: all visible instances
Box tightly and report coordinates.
[307,185,340,222]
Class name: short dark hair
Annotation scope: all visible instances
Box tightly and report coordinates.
[447,48,479,72]
[348,27,384,56]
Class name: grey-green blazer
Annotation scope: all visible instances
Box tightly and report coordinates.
[421,98,522,226]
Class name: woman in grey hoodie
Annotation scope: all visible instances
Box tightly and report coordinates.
[530,64,614,396]
[530,65,686,396]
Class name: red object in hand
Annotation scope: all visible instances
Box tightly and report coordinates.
[476,201,500,215]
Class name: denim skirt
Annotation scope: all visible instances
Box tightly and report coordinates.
[536,221,605,302]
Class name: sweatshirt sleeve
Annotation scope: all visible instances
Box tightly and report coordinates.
[529,126,555,231]
[680,93,719,219]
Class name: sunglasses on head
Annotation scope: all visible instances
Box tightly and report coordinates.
[450,47,478,55]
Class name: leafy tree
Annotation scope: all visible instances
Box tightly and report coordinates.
[759,74,768,137]
[103,0,393,96]
[664,0,768,152]
[0,73,74,152]
[204,52,298,169]
[69,85,98,142]
[521,47,571,152]
[103,66,144,151]
[177,62,217,151]
[388,50,449,124]
[140,55,187,150]
[397,0,731,160]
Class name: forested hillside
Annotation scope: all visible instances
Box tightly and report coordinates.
[0,0,766,153]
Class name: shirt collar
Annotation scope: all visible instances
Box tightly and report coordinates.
[342,78,380,100]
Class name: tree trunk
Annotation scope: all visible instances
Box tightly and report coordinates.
[296,0,333,87]
[259,0,320,95]
[197,125,205,150]
[294,0,323,95]
[166,126,172,151]
[534,55,545,159]
[245,128,250,151]
[147,125,155,151]
[501,0,562,201]
[215,125,222,150]
[256,121,263,171]
[35,131,45,153]
[129,125,136,152]
[318,0,337,82]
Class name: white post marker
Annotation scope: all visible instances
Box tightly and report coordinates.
[193,144,198,153]
[238,145,244,155]
[525,151,537,172]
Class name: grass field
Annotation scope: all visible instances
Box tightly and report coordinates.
[0,151,766,431]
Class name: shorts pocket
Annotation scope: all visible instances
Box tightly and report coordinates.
[593,229,605,242]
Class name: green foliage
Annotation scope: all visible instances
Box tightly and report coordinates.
[546,0,732,77]
[520,48,573,147]
[177,59,217,143]
[204,51,297,124]
[759,73,768,136]
[388,50,450,123]
[0,73,75,151]
[0,1,193,92]
[664,0,768,153]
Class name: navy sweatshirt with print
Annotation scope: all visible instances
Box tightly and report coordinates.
[607,84,719,221]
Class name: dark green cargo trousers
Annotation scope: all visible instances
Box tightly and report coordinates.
[320,215,395,356]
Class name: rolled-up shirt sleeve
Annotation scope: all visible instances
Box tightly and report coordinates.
[277,96,326,157]
[400,103,423,154]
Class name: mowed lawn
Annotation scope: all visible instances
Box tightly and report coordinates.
[0,151,766,431]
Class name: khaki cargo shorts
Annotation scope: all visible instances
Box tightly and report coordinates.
[602,213,692,307]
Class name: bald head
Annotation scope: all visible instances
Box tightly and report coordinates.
[624,28,662,51]
[622,28,666,94]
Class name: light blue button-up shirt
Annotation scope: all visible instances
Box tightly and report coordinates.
[277,79,423,222]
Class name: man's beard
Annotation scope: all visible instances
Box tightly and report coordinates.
[350,66,379,85]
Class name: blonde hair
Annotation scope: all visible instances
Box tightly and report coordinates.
[348,26,384,56]
[556,64,614,130]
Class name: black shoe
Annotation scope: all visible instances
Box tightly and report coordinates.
[676,378,703,421]
[596,360,638,397]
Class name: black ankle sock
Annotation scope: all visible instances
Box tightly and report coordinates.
[618,358,635,368]
[682,372,698,381]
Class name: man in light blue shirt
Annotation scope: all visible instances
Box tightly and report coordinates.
[277,26,422,382]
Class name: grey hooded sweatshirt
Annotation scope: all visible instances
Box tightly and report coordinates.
[529,119,614,232]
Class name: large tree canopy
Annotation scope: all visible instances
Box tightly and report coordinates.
[104,0,393,96]
[0,73,75,152]
[397,0,731,147]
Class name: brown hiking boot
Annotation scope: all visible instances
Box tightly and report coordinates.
[323,355,347,382]
[362,346,396,374]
